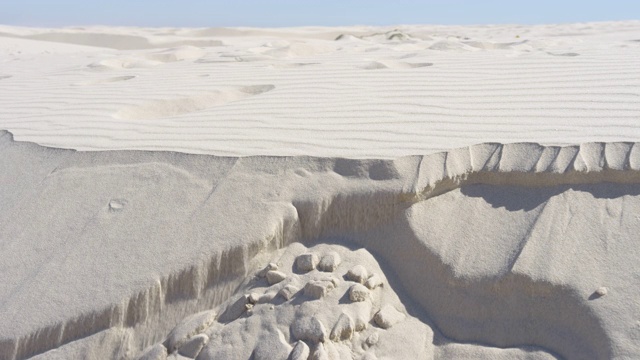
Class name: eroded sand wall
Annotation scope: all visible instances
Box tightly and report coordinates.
[2,132,640,359]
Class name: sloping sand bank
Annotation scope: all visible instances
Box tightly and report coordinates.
[2,131,640,359]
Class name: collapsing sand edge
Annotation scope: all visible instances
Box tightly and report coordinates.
[1,129,639,359]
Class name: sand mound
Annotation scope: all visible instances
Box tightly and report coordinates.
[0,31,153,50]
[359,60,433,70]
[427,40,477,52]
[143,46,206,63]
[335,30,416,42]
[87,57,163,71]
[113,85,275,120]
[462,40,528,50]
[139,243,556,360]
[262,42,336,58]
[0,30,224,50]
[74,75,137,86]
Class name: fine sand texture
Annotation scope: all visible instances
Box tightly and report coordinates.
[2,131,640,359]
[0,22,639,157]
[1,21,640,360]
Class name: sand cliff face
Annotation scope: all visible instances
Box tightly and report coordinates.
[1,131,640,359]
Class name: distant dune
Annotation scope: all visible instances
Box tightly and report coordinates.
[0,22,639,157]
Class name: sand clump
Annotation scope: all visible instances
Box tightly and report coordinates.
[349,284,370,302]
[373,306,406,330]
[137,243,422,360]
[164,311,216,352]
[296,253,319,272]
[177,334,208,358]
[289,341,310,360]
[318,252,341,272]
[265,270,287,285]
[346,265,369,284]
[303,278,336,300]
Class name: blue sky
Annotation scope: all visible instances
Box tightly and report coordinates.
[1,0,638,27]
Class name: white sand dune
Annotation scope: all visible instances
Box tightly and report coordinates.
[1,22,640,360]
[0,22,639,157]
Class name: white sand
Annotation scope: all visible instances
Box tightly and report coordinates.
[0,22,639,157]
[1,22,640,360]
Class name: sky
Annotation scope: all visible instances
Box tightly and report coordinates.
[0,0,638,28]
